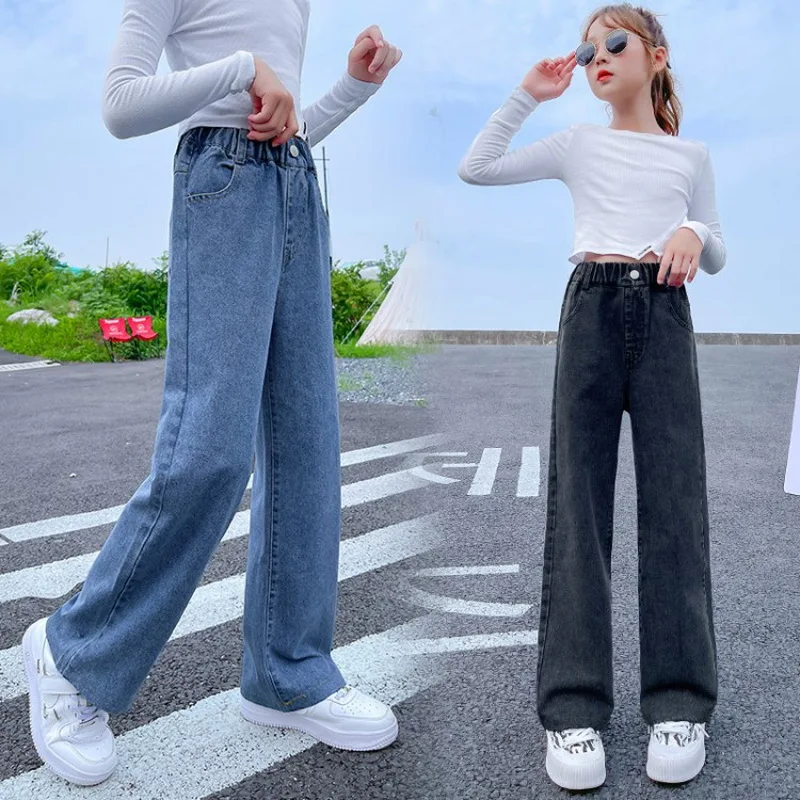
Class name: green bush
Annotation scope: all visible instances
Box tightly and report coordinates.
[330,245,406,343]
[0,231,409,361]
[79,262,168,319]
[330,263,385,343]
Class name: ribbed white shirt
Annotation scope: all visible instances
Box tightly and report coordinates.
[458,86,726,274]
[101,0,382,147]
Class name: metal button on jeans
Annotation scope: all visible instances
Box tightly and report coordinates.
[289,144,300,157]
[630,269,640,280]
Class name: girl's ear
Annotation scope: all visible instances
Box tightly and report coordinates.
[651,45,669,73]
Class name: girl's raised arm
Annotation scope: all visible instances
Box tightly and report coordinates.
[457,87,574,185]
[458,53,577,186]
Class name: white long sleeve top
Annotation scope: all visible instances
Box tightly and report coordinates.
[101,0,382,147]
[458,86,726,274]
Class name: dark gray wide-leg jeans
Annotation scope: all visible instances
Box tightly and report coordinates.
[536,260,718,731]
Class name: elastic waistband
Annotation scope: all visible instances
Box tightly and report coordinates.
[175,126,315,172]
[573,260,672,289]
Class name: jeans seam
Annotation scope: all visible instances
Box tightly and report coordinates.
[264,281,291,707]
[537,336,561,721]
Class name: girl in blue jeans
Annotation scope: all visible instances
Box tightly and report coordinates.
[22,0,402,787]
[459,2,725,791]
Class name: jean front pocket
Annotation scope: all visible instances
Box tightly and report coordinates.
[560,279,586,327]
[666,284,693,331]
[185,145,240,202]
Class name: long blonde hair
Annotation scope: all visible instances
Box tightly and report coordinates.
[581,3,682,136]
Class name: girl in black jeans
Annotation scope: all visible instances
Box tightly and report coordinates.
[458,2,725,790]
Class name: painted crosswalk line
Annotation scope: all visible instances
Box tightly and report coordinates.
[0,514,443,702]
[0,616,536,800]
[0,434,448,545]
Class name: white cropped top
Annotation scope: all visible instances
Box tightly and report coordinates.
[101,0,382,147]
[458,86,726,274]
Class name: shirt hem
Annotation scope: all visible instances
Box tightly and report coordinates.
[178,112,309,140]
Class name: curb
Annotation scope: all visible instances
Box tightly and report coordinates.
[402,331,800,346]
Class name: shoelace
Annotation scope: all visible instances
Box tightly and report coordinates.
[651,721,708,747]
[331,684,354,702]
[555,727,600,754]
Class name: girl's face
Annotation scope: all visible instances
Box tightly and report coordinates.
[582,17,664,101]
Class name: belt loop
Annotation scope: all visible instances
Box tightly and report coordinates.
[234,128,247,165]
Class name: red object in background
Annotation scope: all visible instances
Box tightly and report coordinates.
[97,317,133,362]
[127,315,161,358]
[98,318,133,342]
[127,316,159,342]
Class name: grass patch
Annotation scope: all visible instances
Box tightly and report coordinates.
[334,341,436,360]
[0,304,165,363]
[0,307,436,365]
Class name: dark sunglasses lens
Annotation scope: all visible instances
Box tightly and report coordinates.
[607,29,628,54]
[575,42,595,66]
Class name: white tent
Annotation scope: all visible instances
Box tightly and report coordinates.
[357,221,432,346]
[784,362,800,495]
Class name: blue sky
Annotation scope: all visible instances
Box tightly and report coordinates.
[0,0,797,333]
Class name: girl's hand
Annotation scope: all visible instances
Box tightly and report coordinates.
[658,228,704,285]
[247,57,299,145]
[521,52,577,102]
[348,25,403,84]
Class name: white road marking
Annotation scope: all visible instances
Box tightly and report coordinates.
[0,511,253,605]
[467,448,502,495]
[517,447,541,497]
[397,562,531,617]
[0,505,128,545]
[413,565,520,578]
[402,629,537,654]
[0,361,59,373]
[0,435,448,545]
[338,434,449,468]
[407,466,460,485]
[0,617,536,800]
[0,514,443,702]
[245,433,448,488]
[401,586,532,618]
[342,468,445,504]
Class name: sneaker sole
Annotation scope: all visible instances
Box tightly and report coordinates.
[545,750,606,791]
[240,696,399,751]
[647,743,705,783]
[22,621,116,787]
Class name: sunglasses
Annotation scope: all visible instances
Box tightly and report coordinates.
[576,28,669,68]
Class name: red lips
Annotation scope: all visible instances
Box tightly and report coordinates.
[597,69,613,80]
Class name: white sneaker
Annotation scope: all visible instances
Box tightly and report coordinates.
[22,618,117,786]
[545,727,606,790]
[646,721,708,783]
[241,684,398,751]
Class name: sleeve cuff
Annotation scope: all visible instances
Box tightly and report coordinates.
[231,50,256,93]
[679,220,710,248]
[512,85,541,112]
[340,70,382,100]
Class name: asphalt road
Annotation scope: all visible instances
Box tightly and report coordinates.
[1,344,799,799]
